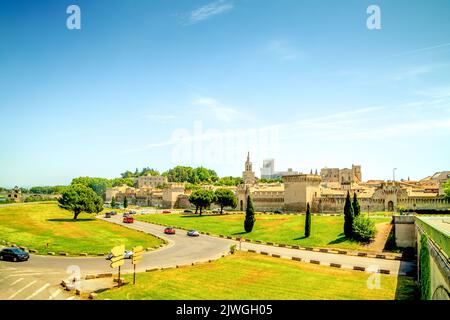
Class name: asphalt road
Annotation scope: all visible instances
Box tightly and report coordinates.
[0,214,415,300]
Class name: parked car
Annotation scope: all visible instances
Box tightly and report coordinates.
[110,211,117,216]
[0,247,29,262]
[123,212,130,217]
[274,210,284,214]
[211,208,221,214]
[104,212,112,218]
[129,210,137,215]
[162,210,171,214]
[187,230,200,237]
[105,250,133,260]
[123,216,134,223]
[183,209,193,213]
[164,227,176,234]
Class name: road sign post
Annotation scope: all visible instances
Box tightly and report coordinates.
[110,245,125,287]
[132,246,144,285]
[237,237,242,250]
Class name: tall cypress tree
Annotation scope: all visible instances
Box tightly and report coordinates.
[344,191,354,238]
[123,196,128,209]
[305,202,311,238]
[244,195,256,233]
[111,196,116,208]
[353,192,361,217]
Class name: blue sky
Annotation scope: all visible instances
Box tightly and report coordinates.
[1,0,450,187]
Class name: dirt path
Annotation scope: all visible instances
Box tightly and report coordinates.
[365,222,392,252]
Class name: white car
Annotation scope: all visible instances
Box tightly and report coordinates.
[187,230,200,237]
[105,250,133,260]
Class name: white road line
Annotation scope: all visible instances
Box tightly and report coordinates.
[0,267,17,271]
[25,283,50,300]
[48,289,62,300]
[66,296,75,300]
[10,278,24,286]
[8,280,37,300]
[6,272,62,277]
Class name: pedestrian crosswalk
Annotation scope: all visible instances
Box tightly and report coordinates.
[0,265,78,300]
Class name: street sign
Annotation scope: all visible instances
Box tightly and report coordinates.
[110,245,125,269]
[110,256,125,268]
[111,244,125,257]
[132,246,144,265]
[131,245,144,285]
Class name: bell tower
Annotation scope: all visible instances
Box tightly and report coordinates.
[242,152,256,185]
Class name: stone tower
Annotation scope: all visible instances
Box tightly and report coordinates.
[283,173,321,212]
[242,152,256,185]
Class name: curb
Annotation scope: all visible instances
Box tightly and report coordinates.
[245,249,397,275]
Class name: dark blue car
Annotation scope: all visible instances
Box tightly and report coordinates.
[0,247,30,262]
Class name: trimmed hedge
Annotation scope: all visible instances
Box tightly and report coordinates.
[352,216,376,242]
[419,234,431,300]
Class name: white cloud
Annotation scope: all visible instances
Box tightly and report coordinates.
[268,40,300,61]
[184,0,234,25]
[393,65,433,81]
[143,114,176,121]
[192,97,240,122]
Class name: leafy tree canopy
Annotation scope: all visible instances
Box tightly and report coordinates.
[188,189,216,215]
[444,179,450,201]
[58,184,103,220]
[214,188,237,213]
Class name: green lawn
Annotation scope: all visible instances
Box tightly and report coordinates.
[97,251,416,300]
[136,213,391,251]
[0,202,164,255]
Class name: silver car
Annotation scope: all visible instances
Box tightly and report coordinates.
[187,230,200,237]
[105,250,133,260]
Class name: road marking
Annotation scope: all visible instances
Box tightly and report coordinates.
[8,280,37,299]
[25,283,50,300]
[0,267,17,271]
[66,296,75,300]
[10,278,24,286]
[48,289,62,300]
[6,272,62,277]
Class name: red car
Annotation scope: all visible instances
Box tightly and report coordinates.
[164,227,176,234]
[162,210,171,214]
[123,216,134,224]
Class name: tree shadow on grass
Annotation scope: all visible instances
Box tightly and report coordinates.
[180,214,211,218]
[232,231,248,236]
[47,218,96,222]
[294,236,308,240]
[327,234,348,245]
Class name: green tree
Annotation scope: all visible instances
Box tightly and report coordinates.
[123,196,128,208]
[304,202,311,238]
[419,234,431,300]
[444,180,450,201]
[71,177,112,199]
[111,196,116,208]
[353,192,361,217]
[343,191,354,238]
[188,189,216,215]
[58,184,103,220]
[111,178,134,187]
[214,188,237,214]
[244,195,256,233]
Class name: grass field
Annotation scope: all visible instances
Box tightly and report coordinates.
[136,213,391,251]
[97,251,416,300]
[0,202,164,255]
